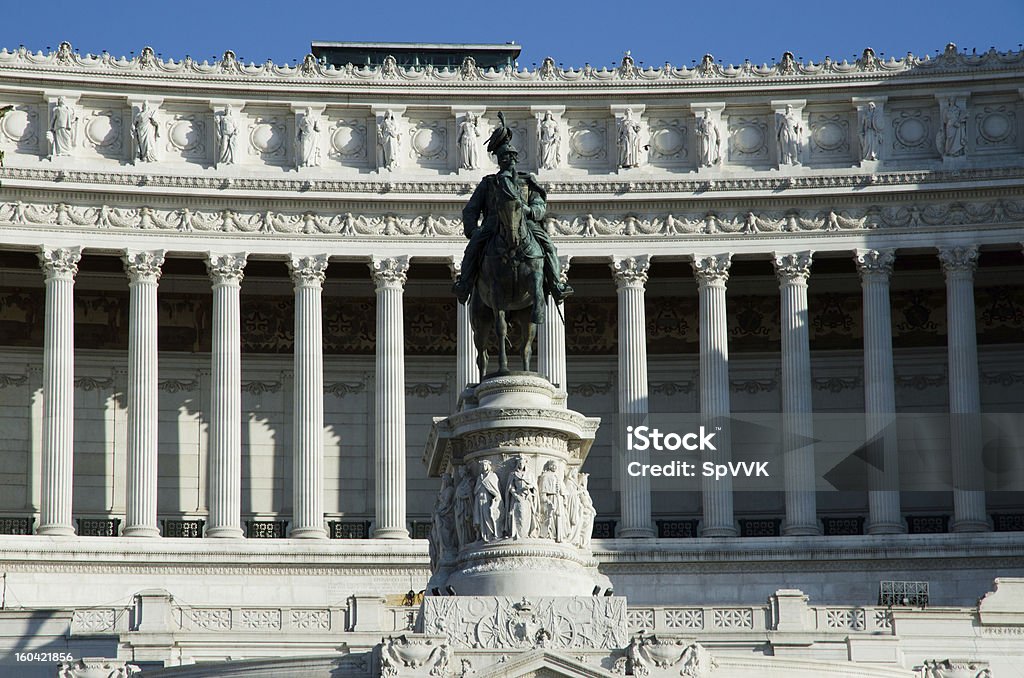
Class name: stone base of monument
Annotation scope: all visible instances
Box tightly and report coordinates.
[423,373,604,598]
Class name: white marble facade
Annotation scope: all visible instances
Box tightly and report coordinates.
[0,40,1021,676]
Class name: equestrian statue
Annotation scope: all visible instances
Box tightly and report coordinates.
[452,112,573,376]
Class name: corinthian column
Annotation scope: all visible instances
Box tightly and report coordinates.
[854,249,904,534]
[611,255,654,538]
[288,254,329,539]
[693,254,738,537]
[773,252,819,535]
[37,246,82,536]
[371,256,410,539]
[122,250,165,538]
[539,255,572,392]
[449,259,479,394]
[205,252,248,538]
[939,246,989,532]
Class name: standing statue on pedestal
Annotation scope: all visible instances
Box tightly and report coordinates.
[858,102,883,161]
[537,460,566,542]
[216,109,239,166]
[377,110,401,171]
[936,97,967,158]
[696,110,720,167]
[504,456,537,539]
[474,460,504,543]
[458,114,481,170]
[132,101,160,163]
[538,111,561,169]
[617,108,643,168]
[296,108,321,168]
[430,471,457,569]
[776,104,802,165]
[48,97,77,158]
[452,112,573,375]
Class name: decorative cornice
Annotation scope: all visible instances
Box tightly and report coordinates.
[610,255,650,288]
[38,245,81,279]
[3,42,1021,87]
[288,253,329,287]
[206,252,248,285]
[370,256,410,289]
[122,249,165,283]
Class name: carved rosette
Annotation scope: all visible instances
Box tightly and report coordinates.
[122,249,166,284]
[288,253,329,288]
[38,245,82,280]
[610,255,650,288]
[772,251,813,283]
[938,245,979,276]
[370,255,410,290]
[691,253,732,287]
[206,252,248,286]
[854,248,895,281]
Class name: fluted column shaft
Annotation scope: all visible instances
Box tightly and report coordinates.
[371,256,410,538]
[206,253,247,538]
[37,246,82,536]
[774,252,819,535]
[539,256,572,392]
[450,260,479,394]
[611,255,654,538]
[122,250,166,537]
[939,246,989,532]
[855,249,904,534]
[693,254,738,537]
[289,254,329,538]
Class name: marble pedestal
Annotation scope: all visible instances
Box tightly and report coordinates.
[423,374,607,597]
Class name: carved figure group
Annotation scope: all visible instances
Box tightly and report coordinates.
[617,108,644,168]
[538,111,561,169]
[858,101,883,161]
[430,456,596,564]
[377,110,402,170]
[695,111,720,166]
[936,97,967,158]
[48,96,77,158]
[132,101,160,162]
[776,104,802,165]
[296,108,321,168]
[216,109,239,166]
[457,114,480,169]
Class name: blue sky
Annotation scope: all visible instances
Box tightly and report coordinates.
[2,0,1021,69]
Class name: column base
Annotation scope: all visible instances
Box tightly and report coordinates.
[616,525,655,539]
[36,524,75,536]
[122,525,161,538]
[206,526,244,539]
[290,526,328,539]
[866,520,907,535]
[782,523,822,537]
[700,525,739,537]
[373,527,410,539]
[952,518,992,533]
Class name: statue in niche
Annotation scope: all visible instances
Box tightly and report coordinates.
[296,108,321,168]
[936,97,967,157]
[538,111,561,169]
[216,109,239,166]
[377,110,401,171]
[504,456,537,539]
[473,460,503,542]
[132,101,160,162]
[776,104,802,165]
[695,110,720,166]
[858,101,883,161]
[537,460,566,541]
[458,114,481,169]
[453,466,475,546]
[617,108,643,168]
[48,96,77,158]
[429,471,457,568]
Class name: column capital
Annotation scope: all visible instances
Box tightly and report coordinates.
[123,249,166,284]
[854,249,895,279]
[370,255,410,290]
[447,255,462,282]
[38,246,82,280]
[206,252,248,285]
[610,255,650,288]
[691,253,732,286]
[773,251,813,282]
[557,255,573,284]
[288,254,329,287]
[938,245,979,276]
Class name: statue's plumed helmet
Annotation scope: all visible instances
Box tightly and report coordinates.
[486,111,514,155]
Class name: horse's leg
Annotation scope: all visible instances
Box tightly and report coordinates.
[521,308,537,372]
[471,296,491,377]
[495,308,509,374]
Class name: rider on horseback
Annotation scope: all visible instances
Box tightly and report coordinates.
[452,114,574,307]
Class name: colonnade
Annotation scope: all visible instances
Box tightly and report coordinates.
[31,244,999,537]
